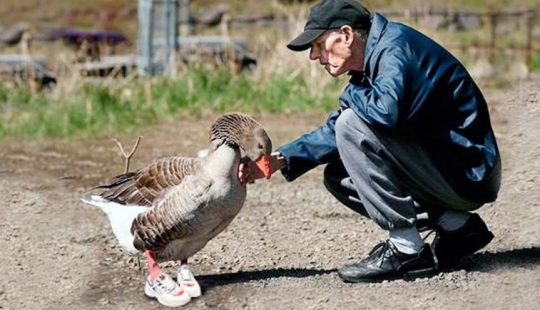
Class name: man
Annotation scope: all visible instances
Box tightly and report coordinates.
[241,0,501,283]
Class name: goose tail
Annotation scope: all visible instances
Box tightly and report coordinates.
[81,195,148,254]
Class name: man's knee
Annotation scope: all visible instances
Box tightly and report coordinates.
[335,109,375,150]
[334,109,357,139]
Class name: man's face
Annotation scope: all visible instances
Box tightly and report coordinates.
[309,28,365,77]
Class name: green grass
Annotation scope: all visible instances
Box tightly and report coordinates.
[0,67,344,139]
[1,0,538,140]
[531,53,540,72]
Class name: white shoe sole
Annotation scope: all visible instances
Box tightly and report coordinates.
[145,282,191,307]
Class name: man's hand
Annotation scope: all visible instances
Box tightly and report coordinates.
[238,152,286,184]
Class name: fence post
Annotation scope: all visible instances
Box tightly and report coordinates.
[138,0,154,75]
[160,0,178,75]
[168,0,179,77]
[138,0,179,76]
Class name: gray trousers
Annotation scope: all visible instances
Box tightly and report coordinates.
[323,109,485,231]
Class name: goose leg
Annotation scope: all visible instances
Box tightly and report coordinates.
[177,259,201,298]
[145,250,162,281]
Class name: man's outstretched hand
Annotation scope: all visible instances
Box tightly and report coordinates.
[238,152,286,184]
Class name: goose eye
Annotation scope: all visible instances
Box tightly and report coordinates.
[258,144,264,150]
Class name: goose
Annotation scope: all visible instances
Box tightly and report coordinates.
[81,112,272,307]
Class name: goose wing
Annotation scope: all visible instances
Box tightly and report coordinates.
[96,156,198,206]
[130,173,220,252]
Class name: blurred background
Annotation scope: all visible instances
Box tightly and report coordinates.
[0,0,539,139]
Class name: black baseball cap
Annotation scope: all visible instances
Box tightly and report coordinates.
[287,0,372,52]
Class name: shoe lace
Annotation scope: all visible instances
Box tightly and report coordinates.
[422,229,436,242]
[157,275,179,293]
[179,266,194,282]
[364,241,395,268]
[368,242,387,256]
[375,240,405,271]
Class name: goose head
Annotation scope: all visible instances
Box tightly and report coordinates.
[209,113,273,179]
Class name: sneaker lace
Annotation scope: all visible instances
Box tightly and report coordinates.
[158,276,179,293]
[179,266,194,282]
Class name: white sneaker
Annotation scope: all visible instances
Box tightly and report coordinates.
[145,274,191,307]
[177,265,201,298]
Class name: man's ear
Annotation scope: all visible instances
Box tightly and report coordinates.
[340,25,355,47]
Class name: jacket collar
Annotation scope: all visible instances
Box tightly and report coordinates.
[347,13,388,85]
[364,13,389,66]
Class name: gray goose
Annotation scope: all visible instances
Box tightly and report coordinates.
[82,112,272,307]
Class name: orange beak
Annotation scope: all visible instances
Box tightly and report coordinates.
[254,154,272,179]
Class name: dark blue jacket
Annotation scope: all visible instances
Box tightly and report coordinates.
[277,13,501,203]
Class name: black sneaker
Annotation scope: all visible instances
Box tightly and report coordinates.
[338,240,436,283]
[432,213,494,270]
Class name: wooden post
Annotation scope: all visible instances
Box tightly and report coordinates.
[138,0,154,75]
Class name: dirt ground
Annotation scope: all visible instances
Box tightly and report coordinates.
[1,78,540,310]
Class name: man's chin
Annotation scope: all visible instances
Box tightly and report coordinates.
[326,68,345,77]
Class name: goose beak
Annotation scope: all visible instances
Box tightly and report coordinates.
[255,154,272,179]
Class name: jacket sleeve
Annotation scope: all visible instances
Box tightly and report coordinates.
[276,110,341,181]
[340,47,412,129]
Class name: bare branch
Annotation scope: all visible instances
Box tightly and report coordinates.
[112,136,142,173]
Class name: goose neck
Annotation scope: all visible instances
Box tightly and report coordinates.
[205,144,241,177]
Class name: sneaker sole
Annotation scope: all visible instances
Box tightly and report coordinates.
[144,283,191,307]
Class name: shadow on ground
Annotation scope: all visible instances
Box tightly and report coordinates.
[196,267,337,289]
[454,246,540,272]
[197,247,540,290]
